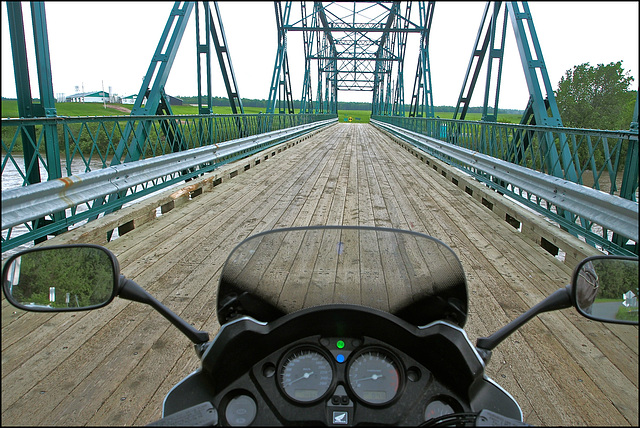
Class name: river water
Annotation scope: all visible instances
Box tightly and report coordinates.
[2,155,109,191]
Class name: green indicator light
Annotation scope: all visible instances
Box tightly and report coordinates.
[336,340,345,349]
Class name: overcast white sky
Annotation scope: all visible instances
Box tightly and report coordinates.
[1,1,638,110]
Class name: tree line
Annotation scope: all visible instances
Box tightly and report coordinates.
[591,259,638,302]
[172,95,525,114]
[4,61,635,129]
[176,61,637,130]
[555,61,636,131]
[9,247,115,309]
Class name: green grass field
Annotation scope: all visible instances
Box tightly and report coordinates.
[1,100,129,118]
[336,110,521,124]
[0,100,270,118]
[2,100,521,124]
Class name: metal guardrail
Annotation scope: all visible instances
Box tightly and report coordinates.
[2,114,336,253]
[371,118,639,256]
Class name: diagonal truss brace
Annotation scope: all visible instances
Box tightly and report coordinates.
[267,1,296,114]
[112,2,194,165]
[113,1,244,164]
[408,1,435,118]
[198,1,244,115]
[453,1,507,122]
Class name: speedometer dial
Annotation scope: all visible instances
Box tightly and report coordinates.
[347,349,401,405]
[279,347,334,403]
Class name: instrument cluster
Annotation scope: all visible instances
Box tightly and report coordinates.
[278,340,401,406]
[216,335,466,426]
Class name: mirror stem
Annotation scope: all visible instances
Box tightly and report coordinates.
[117,275,210,344]
[476,284,572,359]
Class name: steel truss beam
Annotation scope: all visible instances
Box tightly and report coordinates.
[195,2,244,115]
[453,1,507,122]
[454,2,577,178]
[101,1,244,239]
[408,1,435,118]
[6,2,66,241]
[114,1,244,164]
[270,1,434,116]
[267,2,296,114]
[453,1,582,237]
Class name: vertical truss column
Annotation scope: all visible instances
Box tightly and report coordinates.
[315,2,338,115]
[6,2,65,243]
[315,27,325,113]
[392,2,412,116]
[299,2,315,114]
[7,2,62,181]
[196,2,213,114]
[481,3,507,122]
[267,1,294,114]
[326,44,338,115]
[209,2,244,114]
[372,1,401,116]
[408,1,435,118]
[453,2,507,122]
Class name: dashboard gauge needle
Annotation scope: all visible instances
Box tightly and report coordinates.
[355,374,383,382]
[284,371,314,387]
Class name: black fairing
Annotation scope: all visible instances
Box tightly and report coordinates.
[163,305,521,424]
[217,226,468,327]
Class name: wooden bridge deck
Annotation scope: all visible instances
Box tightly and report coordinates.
[2,123,637,426]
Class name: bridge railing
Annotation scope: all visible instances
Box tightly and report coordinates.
[2,113,336,254]
[372,116,639,256]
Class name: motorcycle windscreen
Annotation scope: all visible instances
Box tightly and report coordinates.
[217,226,468,327]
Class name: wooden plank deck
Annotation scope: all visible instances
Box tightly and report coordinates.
[2,123,637,426]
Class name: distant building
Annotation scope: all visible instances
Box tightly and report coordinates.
[121,94,183,106]
[122,94,137,105]
[65,91,117,103]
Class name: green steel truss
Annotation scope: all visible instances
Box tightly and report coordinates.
[267,1,435,116]
[454,1,582,231]
[4,1,637,256]
[101,1,246,234]
[454,2,566,129]
[267,2,297,114]
[3,1,249,246]
[5,2,65,242]
[408,1,435,118]
[118,1,245,164]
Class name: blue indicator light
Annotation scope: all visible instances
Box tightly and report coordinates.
[336,354,345,363]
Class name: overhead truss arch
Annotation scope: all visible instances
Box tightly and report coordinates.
[267,1,436,116]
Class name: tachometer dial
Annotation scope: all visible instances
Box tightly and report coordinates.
[347,349,401,405]
[279,347,334,403]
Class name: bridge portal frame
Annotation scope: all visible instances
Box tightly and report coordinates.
[267,1,435,117]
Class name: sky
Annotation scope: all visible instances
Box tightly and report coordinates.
[1,1,638,110]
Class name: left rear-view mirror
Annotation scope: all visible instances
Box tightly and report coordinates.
[2,244,120,312]
[571,255,638,325]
